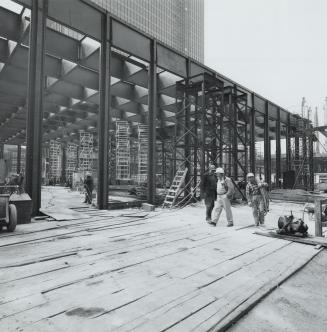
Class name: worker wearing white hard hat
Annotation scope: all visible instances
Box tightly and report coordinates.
[209,167,234,227]
[246,173,268,226]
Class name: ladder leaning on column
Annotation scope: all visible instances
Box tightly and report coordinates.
[162,168,188,208]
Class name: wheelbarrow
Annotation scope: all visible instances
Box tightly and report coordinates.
[0,194,17,232]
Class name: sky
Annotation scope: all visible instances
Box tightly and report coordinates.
[204,0,327,124]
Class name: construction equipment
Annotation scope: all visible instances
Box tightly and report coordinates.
[0,194,17,232]
[163,168,188,208]
[277,212,308,237]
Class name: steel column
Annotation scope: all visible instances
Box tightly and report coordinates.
[264,101,271,186]
[61,146,66,183]
[250,94,256,173]
[25,0,48,215]
[302,122,308,189]
[276,108,281,187]
[97,13,111,209]
[232,85,238,179]
[17,145,21,174]
[200,82,206,177]
[184,59,191,196]
[309,133,314,190]
[286,113,291,171]
[147,39,157,204]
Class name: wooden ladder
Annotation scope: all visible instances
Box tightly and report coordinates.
[163,168,188,208]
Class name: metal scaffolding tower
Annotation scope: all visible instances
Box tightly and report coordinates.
[116,121,130,181]
[78,131,94,173]
[65,143,78,183]
[137,124,148,183]
[290,116,311,189]
[49,140,62,182]
[169,73,249,202]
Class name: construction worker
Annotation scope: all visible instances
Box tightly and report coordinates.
[200,164,217,223]
[246,173,268,226]
[210,167,234,227]
[83,173,94,204]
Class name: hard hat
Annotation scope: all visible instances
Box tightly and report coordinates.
[209,164,216,170]
[247,172,255,178]
[215,167,224,174]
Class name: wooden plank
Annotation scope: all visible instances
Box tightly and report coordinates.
[254,230,327,247]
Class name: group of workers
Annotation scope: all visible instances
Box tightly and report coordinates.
[201,164,268,227]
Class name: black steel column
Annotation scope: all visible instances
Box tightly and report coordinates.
[250,94,256,173]
[309,133,314,190]
[264,101,271,186]
[200,81,206,177]
[232,85,238,179]
[276,108,281,187]
[17,145,21,174]
[184,59,191,196]
[97,13,111,209]
[25,0,48,215]
[286,113,291,171]
[61,145,66,183]
[147,39,157,204]
[302,122,308,190]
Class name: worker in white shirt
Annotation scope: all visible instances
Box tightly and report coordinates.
[209,167,234,227]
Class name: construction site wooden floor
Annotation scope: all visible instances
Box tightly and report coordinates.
[0,203,322,332]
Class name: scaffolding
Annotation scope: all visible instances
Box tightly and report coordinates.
[65,143,78,183]
[49,140,62,182]
[168,73,248,202]
[116,121,130,181]
[137,124,148,183]
[290,116,311,189]
[78,130,94,173]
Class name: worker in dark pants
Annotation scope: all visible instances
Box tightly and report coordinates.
[84,173,94,204]
[200,164,217,223]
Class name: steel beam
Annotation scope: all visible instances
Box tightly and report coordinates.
[25,0,48,215]
[97,13,111,210]
[147,39,157,204]
[276,107,281,187]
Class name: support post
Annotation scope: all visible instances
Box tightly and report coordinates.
[250,94,256,173]
[232,85,238,180]
[147,39,157,205]
[264,101,270,186]
[286,113,291,171]
[309,131,314,191]
[97,13,111,210]
[61,145,66,184]
[25,0,48,215]
[276,108,281,187]
[314,199,322,237]
[200,80,206,177]
[17,145,21,174]
[184,59,191,197]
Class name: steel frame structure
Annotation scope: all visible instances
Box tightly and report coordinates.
[0,0,314,214]
[65,143,78,183]
[115,121,130,181]
[78,130,94,174]
[49,140,62,182]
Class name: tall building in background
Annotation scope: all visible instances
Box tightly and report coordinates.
[91,0,204,62]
